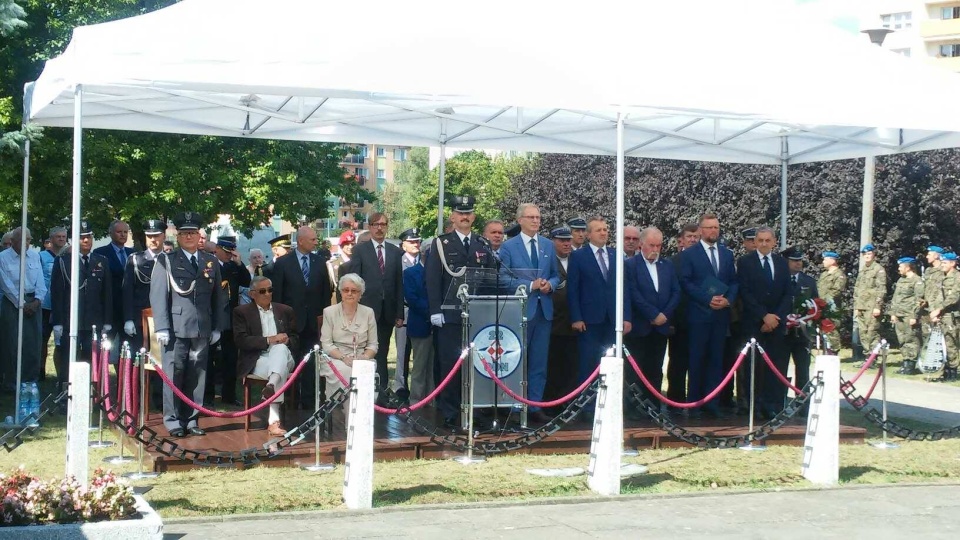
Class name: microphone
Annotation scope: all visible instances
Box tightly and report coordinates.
[477,236,517,279]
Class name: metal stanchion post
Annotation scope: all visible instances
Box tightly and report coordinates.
[740,339,765,452]
[89,333,114,448]
[302,346,335,472]
[104,342,134,464]
[88,326,100,432]
[454,346,485,465]
[872,340,898,450]
[125,349,159,480]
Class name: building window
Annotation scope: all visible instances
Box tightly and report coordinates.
[881,12,911,29]
[376,168,386,179]
[393,148,407,161]
[376,147,385,157]
[354,167,368,179]
[942,7,960,20]
[940,44,960,57]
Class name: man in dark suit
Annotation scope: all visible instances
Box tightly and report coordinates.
[338,212,404,393]
[736,226,791,419]
[150,212,227,437]
[783,246,819,402]
[93,220,133,361]
[545,227,578,413]
[666,223,699,410]
[271,225,331,408]
[234,276,298,437]
[624,227,680,407]
[426,195,497,428]
[567,217,632,385]
[205,238,251,405]
[50,221,111,386]
[679,212,738,417]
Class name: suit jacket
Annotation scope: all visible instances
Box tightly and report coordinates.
[93,243,134,327]
[50,252,112,332]
[737,252,792,336]
[122,250,159,325]
[339,240,403,322]
[271,249,332,334]
[233,301,298,378]
[403,262,431,338]
[149,249,226,338]
[679,241,739,325]
[567,244,631,326]
[426,231,496,322]
[499,233,560,320]
[218,260,251,330]
[626,255,680,336]
[551,257,576,336]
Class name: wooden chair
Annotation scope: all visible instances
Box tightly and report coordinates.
[140,308,160,419]
[242,374,269,431]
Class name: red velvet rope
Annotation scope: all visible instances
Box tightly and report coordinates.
[861,366,883,401]
[322,349,468,414]
[847,343,883,385]
[625,342,750,409]
[146,352,310,418]
[755,343,806,397]
[477,354,601,408]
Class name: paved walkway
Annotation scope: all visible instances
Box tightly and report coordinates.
[163,484,960,539]
[838,368,960,426]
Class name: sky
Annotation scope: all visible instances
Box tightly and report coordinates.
[794,0,870,33]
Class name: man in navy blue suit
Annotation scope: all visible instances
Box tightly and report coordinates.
[679,212,738,417]
[499,203,560,424]
[568,217,632,385]
[624,227,680,407]
[737,227,792,419]
[92,219,134,362]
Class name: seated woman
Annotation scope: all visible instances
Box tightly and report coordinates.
[233,276,298,437]
[319,273,378,396]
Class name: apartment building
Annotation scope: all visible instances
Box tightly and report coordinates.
[323,144,411,234]
[865,1,960,71]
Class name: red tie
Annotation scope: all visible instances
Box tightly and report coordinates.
[377,244,385,274]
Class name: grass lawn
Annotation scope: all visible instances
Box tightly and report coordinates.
[1,346,958,518]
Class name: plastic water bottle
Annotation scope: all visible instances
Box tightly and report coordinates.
[17,384,30,425]
[28,382,40,427]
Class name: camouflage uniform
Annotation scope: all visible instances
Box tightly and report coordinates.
[920,265,944,356]
[817,267,847,350]
[935,269,960,371]
[853,261,887,351]
[890,273,923,363]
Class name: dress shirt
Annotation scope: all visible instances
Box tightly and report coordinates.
[40,249,56,310]
[455,230,471,246]
[757,250,775,280]
[589,243,607,270]
[257,303,278,355]
[0,248,46,307]
[558,257,568,273]
[644,256,660,292]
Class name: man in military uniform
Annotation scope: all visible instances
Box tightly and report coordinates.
[783,246,818,394]
[890,256,924,374]
[264,234,292,278]
[920,245,945,359]
[122,219,166,348]
[205,238,251,405]
[50,221,111,387]
[426,195,497,428]
[150,212,227,437]
[326,230,355,297]
[567,217,587,250]
[817,250,846,353]
[545,227,579,415]
[853,244,887,364]
[930,252,959,381]
[740,227,757,255]
[393,228,422,400]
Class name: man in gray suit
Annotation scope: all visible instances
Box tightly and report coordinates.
[150,212,227,438]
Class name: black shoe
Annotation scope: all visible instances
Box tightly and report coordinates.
[528,410,551,424]
[395,388,410,402]
[169,428,186,438]
[442,416,460,432]
[187,427,206,436]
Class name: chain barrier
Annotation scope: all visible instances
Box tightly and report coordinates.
[848,342,883,385]
[627,375,821,449]
[0,388,70,453]
[840,375,960,441]
[624,343,749,409]
[477,352,601,408]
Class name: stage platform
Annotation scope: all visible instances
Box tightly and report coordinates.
[130,406,866,472]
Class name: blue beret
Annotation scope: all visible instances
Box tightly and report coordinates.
[822,251,839,259]
[928,245,945,254]
[860,244,876,253]
[897,257,916,265]
[943,252,958,261]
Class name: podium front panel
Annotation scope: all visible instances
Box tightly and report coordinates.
[467,297,525,407]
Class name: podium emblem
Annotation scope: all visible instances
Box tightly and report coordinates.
[473,324,522,379]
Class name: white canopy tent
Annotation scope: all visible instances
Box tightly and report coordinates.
[22,0,960,383]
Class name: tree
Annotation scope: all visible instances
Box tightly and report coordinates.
[382,147,429,237]
[0,0,26,36]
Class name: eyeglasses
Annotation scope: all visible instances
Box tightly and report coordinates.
[255,287,274,294]
[341,288,361,294]
[178,231,199,237]
[370,222,388,228]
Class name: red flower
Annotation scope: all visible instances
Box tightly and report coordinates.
[814,297,827,309]
[821,319,836,333]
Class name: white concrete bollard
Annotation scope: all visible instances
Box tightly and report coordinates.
[801,354,840,485]
[66,362,90,485]
[343,359,375,510]
[587,355,623,496]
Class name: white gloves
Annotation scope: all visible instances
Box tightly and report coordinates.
[103,324,112,333]
[53,325,63,345]
[430,314,445,327]
[210,330,221,345]
[124,321,136,336]
[155,330,170,346]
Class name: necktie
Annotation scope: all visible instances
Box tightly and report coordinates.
[116,247,125,266]
[529,238,539,269]
[793,275,798,285]
[377,244,385,274]
[301,255,310,285]
[762,255,771,281]
[709,246,719,275]
[463,235,470,252]
[82,255,89,272]
[597,248,608,281]
[190,254,198,272]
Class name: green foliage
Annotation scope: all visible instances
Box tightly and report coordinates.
[0,0,26,37]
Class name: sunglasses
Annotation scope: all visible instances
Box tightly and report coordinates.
[255,287,274,294]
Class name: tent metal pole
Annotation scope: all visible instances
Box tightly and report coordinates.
[68,85,83,367]
[13,137,30,420]
[437,142,446,234]
[614,114,625,356]
[780,136,788,246]
[860,155,875,269]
